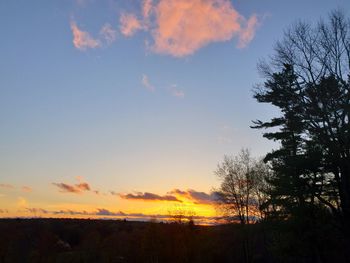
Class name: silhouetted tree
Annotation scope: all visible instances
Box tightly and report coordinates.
[168,204,196,224]
[253,10,350,227]
[215,149,270,224]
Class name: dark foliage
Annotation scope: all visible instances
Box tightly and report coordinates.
[251,9,350,262]
[0,218,347,262]
[0,218,269,263]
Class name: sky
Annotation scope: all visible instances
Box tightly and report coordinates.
[0,0,349,224]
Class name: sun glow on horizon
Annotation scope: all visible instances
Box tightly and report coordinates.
[0,183,219,224]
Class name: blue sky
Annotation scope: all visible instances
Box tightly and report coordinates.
[0,0,349,218]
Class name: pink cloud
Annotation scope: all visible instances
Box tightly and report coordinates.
[100,23,117,45]
[151,0,240,56]
[70,20,100,50]
[152,0,260,56]
[119,13,143,37]
[143,0,153,19]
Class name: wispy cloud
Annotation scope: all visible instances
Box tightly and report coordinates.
[143,0,153,19]
[26,207,48,214]
[100,23,117,45]
[53,183,81,193]
[141,74,155,92]
[0,183,14,189]
[0,209,9,213]
[95,208,125,216]
[237,14,259,48]
[25,207,123,217]
[70,19,118,51]
[119,13,143,37]
[119,191,181,202]
[119,0,260,57]
[52,177,91,194]
[22,186,32,193]
[170,85,185,98]
[70,20,101,50]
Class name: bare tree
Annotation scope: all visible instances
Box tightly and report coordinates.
[215,149,270,224]
[259,9,350,84]
[168,204,196,224]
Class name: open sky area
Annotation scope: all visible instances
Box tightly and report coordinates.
[1,0,349,223]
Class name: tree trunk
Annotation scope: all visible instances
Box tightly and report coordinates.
[340,164,350,229]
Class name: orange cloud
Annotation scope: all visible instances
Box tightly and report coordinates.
[76,182,90,191]
[169,189,219,204]
[119,13,143,37]
[119,0,259,57]
[152,0,239,56]
[70,20,100,50]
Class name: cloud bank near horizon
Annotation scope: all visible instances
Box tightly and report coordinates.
[117,189,218,205]
[21,207,223,225]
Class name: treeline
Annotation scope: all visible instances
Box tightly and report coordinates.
[0,218,272,263]
[215,9,350,262]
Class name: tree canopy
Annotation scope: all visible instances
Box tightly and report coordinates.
[252,10,350,228]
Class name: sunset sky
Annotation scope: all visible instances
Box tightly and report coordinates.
[0,0,349,223]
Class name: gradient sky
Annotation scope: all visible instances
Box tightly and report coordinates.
[1,0,349,223]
